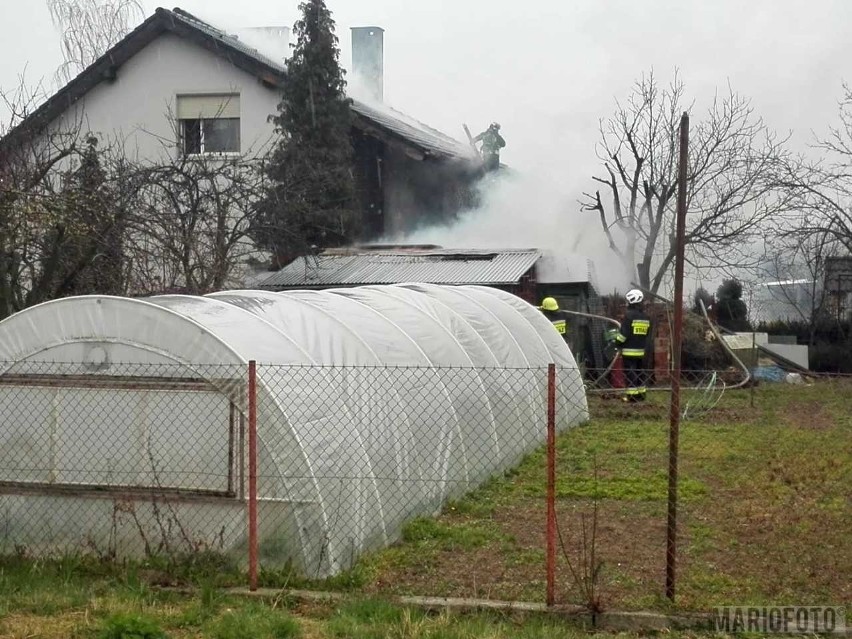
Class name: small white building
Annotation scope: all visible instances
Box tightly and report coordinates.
[752,279,815,323]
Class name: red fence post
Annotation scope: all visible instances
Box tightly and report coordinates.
[546,363,557,607]
[248,360,258,592]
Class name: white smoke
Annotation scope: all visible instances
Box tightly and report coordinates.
[401,168,634,294]
[230,26,291,64]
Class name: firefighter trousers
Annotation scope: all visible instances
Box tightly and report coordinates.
[622,355,647,401]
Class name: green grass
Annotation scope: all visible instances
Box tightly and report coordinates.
[401,517,510,550]
[0,564,708,639]
[206,605,301,639]
[0,380,848,632]
[97,613,168,639]
[324,599,608,639]
[340,379,851,611]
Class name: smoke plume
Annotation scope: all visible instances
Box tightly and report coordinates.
[401,168,634,294]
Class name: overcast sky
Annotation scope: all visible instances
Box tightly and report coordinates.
[2,0,851,290]
[4,0,852,171]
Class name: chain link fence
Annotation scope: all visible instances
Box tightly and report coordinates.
[251,364,583,580]
[0,361,248,560]
[0,360,848,612]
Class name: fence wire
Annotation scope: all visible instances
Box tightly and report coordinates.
[0,360,848,612]
[0,361,247,560]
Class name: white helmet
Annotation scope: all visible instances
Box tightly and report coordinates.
[626,289,644,305]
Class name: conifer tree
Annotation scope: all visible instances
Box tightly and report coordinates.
[34,136,124,300]
[253,0,358,266]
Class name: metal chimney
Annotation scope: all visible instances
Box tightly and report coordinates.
[351,26,384,101]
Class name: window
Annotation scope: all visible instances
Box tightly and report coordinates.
[177,94,241,155]
[0,375,238,497]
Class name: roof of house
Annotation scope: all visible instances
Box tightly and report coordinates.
[350,100,475,160]
[3,7,475,161]
[257,247,541,289]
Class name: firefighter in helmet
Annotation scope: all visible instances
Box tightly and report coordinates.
[474,122,505,172]
[539,297,568,341]
[615,289,651,402]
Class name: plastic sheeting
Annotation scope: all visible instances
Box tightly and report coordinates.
[0,284,588,576]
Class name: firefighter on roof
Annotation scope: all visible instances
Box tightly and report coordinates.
[474,122,505,172]
[615,289,651,402]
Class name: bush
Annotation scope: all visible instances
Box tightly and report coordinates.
[809,341,852,373]
[208,608,301,639]
[681,312,729,370]
[716,279,751,331]
[98,613,167,639]
[757,318,852,372]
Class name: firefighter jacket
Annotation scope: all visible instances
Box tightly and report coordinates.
[616,306,651,358]
[474,128,506,156]
[542,309,568,336]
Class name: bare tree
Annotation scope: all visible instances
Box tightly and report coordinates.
[762,231,841,344]
[124,139,267,296]
[0,78,132,317]
[582,70,795,294]
[46,0,144,82]
[788,83,852,254]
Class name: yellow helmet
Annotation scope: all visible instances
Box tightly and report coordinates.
[541,297,559,312]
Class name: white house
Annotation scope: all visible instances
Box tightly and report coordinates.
[6,7,481,256]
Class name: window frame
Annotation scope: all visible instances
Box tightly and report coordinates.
[176,93,242,158]
[180,117,241,157]
[0,374,242,501]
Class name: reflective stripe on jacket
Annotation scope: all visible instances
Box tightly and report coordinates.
[618,307,651,357]
[542,309,568,335]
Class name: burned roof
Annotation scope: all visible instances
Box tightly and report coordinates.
[258,248,541,289]
[3,7,473,161]
[350,100,476,160]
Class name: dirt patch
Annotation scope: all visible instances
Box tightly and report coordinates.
[366,542,516,600]
[692,406,757,425]
[550,501,666,609]
[678,490,852,608]
[781,400,836,430]
[364,499,668,610]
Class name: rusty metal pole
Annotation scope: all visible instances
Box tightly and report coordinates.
[666,113,689,601]
[546,363,557,607]
[248,360,258,592]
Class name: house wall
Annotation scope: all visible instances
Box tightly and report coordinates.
[44,30,477,248]
[54,32,281,160]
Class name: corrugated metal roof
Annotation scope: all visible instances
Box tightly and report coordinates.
[258,248,541,289]
[535,252,593,284]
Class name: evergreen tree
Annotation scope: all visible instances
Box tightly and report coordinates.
[692,287,715,315]
[716,279,750,332]
[34,136,124,302]
[253,0,358,267]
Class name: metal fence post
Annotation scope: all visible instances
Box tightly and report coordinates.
[666,113,689,601]
[546,363,557,607]
[248,360,258,592]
